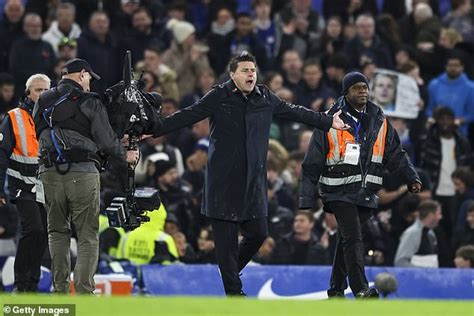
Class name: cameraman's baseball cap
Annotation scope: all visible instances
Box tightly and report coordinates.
[61,58,101,80]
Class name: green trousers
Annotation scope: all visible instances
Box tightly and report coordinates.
[40,171,100,294]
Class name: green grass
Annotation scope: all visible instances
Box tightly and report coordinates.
[0,294,472,316]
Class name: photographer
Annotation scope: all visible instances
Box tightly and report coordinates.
[32,58,139,294]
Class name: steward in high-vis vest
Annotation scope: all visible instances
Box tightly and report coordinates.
[32,58,139,294]
[0,74,50,292]
[299,72,421,299]
[116,203,178,265]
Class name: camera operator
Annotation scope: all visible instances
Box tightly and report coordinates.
[32,58,139,294]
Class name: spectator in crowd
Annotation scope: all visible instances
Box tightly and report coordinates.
[442,0,474,43]
[253,0,277,64]
[454,245,474,268]
[344,14,394,70]
[323,0,379,23]
[277,0,324,56]
[287,150,305,197]
[0,0,25,71]
[152,152,194,240]
[427,52,474,135]
[295,59,337,111]
[42,2,81,55]
[210,7,235,37]
[394,200,442,267]
[438,27,463,49]
[271,210,330,265]
[183,138,209,202]
[267,157,294,210]
[319,15,346,68]
[324,53,350,94]
[280,49,303,93]
[77,11,120,95]
[453,168,474,230]
[252,236,276,264]
[274,9,307,65]
[141,45,179,101]
[8,13,55,99]
[173,231,197,263]
[0,72,16,115]
[156,98,195,161]
[120,7,171,66]
[57,36,77,61]
[376,14,403,57]
[163,19,210,99]
[264,71,284,92]
[452,202,474,252]
[195,226,217,264]
[108,0,139,37]
[117,204,179,265]
[180,67,216,108]
[418,107,472,237]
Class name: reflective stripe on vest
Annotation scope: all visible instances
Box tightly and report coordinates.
[6,168,39,185]
[7,108,39,187]
[8,108,39,159]
[326,118,387,165]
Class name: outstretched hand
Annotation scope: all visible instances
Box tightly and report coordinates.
[332,110,350,130]
[408,182,422,193]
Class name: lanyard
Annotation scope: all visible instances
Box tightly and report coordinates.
[345,114,362,143]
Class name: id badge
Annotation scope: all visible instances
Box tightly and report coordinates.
[343,143,361,165]
[35,181,45,204]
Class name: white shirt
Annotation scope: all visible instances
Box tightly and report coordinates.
[436,137,456,196]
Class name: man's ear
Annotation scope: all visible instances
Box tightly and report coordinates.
[229,71,234,80]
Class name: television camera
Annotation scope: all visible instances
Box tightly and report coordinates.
[104,51,163,230]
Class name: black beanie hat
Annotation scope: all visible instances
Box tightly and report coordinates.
[341,71,369,94]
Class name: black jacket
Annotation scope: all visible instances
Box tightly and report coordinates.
[154,80,333,221]
[299,97,420,210]
[271,232,330,265]
[418,125,472,191]
[33,79,126,172]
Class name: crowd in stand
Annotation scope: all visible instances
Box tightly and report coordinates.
[0,0,473,274]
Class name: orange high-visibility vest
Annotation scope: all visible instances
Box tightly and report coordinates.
[320,118,388,187]
[7,107,39,185]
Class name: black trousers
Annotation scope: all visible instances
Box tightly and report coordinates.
[211,217,267,295]
[14,198,48,292]
[326,201,372,295]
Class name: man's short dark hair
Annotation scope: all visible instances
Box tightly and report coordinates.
[451,167,474,187]
[236,12,252,20]
[446,49,465,66]
[229,52,257,72]
[455,245,474,267]
[418,200,440,220]
[295,210,314,223]
[303,58,321,70]
[327,53,350,71]
[0,72,15,86]
[434,106,455,121]
[133,6,152,19]
[145,44,161,56]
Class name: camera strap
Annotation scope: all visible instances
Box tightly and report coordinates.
[42,92,71,168]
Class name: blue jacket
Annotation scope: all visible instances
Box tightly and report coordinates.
[427,73,474,134]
